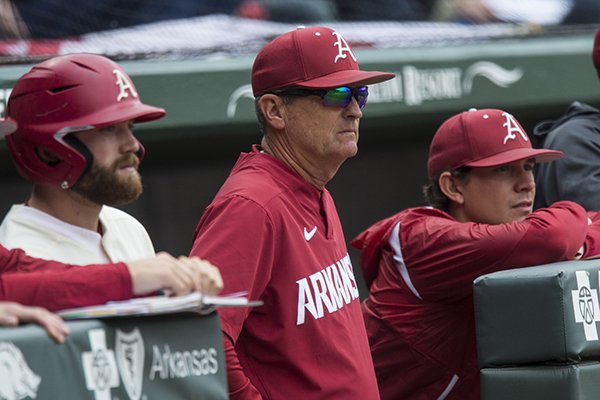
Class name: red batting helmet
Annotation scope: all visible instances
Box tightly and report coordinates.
[3,53,165,188]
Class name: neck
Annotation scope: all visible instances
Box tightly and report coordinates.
[447,203,470,223]
[29,184,103,232]
[261,136,338,189]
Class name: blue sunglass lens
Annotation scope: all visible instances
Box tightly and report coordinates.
[323,86,368,109]
[354,87,368,109]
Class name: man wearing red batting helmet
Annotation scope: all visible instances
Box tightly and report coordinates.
[0,54,224,311]
[352,108,600,400]
[190,26,395,399]
[0,53,164,264]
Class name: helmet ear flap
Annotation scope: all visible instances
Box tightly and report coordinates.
[5,132,88,189]
[63,134,93,180]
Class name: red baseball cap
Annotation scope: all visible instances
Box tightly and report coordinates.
[427,108,563,178]
[251,26,395,96]
[593,25,600,70]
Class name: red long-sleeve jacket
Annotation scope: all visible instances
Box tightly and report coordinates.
[352,201,600,400]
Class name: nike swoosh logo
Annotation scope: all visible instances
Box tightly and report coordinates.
[304,226,317,241]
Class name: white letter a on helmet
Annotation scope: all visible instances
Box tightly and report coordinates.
[113,69,139,102]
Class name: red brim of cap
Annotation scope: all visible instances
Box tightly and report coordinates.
[465,148,563,168]
[294,70,395,89]
[0,120,17,138]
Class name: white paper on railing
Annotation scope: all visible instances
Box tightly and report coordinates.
[57,291,262,319]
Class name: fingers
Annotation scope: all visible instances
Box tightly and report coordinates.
[455,0,495,22]
[0,302,70,344]
[127,253,223,297]
[31,308,70,344]
[177,256,224,296]
[149,254,223,296]
[198,260,224,296]
[128,252,188,295]
[0,314,18,326]
[165,257,198,296]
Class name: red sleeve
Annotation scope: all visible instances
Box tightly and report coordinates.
[222,332,263,400]
[190,196,274,341]
[0,245,133,311]
[190,197,273,399]
[350,212,402,288]
[0,244,43,273]
[584,211,600,257]
[401,201,589,301]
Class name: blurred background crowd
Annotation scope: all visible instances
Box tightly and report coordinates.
[1,0,599,40]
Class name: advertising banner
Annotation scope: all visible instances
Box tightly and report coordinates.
[0,312,227,400]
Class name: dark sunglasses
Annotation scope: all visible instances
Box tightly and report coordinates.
[270,86,369,109]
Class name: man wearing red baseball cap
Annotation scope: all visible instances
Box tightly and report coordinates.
[352,108,600,399]
[190,26,394,399]
[534,26,600,210]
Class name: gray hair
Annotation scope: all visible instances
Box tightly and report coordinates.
[254,94,295,136]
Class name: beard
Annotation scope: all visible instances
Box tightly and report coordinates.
[71,153,143,206]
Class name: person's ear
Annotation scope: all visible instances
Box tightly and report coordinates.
[258,94,286,131]
[439,171,465,205]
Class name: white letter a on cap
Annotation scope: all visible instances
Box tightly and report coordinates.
[502,112,528,144]
[332,31,357,63]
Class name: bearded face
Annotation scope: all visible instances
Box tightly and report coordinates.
[71,153,142,206]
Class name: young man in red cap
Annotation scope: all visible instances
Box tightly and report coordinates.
[534,26,600,210]
[190,26,395,399]
[352,108,600,400]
